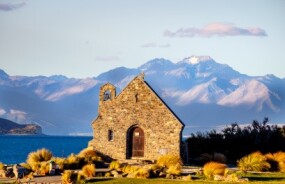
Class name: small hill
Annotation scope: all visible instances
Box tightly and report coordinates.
[0,118,43,135]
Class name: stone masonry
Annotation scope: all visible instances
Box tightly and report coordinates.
[88,74,184,161]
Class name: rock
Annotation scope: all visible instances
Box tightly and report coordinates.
[114,174,123,178]
[239,178,249,182]
[159,171,166,177]
[214,174,225,181]
[225,173,239,182]
[110,170,118,176]
[126,173,135,178]
[0,170,6,178]
[111,170,123,178]
[182,175,192,181]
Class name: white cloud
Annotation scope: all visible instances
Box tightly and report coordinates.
[7,109,28,123]
[46,78,98,101]
[69,132,93,136]
[141,42,170,48]
[0,1,26,11]
[0,108,6,116]
[164,23,267,38]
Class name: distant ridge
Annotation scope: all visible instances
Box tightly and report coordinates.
[0,55,284,135]
[0,118,43,135]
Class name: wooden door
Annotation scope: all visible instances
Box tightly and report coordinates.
[132,127,144,157]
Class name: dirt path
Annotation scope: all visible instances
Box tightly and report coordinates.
[0,175,62,184]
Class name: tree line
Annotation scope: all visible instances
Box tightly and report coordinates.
[185,117,285,164]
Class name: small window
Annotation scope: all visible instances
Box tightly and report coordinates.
[135,94,138,102]
[104,90,111,101]
[108,130,114,141]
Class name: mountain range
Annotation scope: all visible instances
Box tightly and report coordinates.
[0,56,284,135]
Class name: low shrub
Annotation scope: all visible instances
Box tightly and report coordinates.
[109,161,120,171]
[237,151,270,172]
[149,164,162,177]
[0,162,4,170]
[134,168,150,178]
[156,154,181,168]
[265,151,285,172]
[26,148,53,172]
[66,153,78,164]
[27,148,52,164]
[122,165,132,174]
[78,148,102,163]
[81,164,96,178]
[62,170,77,184]
[203,161,227,180]
[64,153,81,170]
[39,161,49,175]
[78,148,97,158]
[52,157,65,170]
[129,165,140,173]
[156,154,182,178]
[166,163,181,176]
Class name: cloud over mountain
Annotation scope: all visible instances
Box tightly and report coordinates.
[164,23,267,37]
[141,42,170,48]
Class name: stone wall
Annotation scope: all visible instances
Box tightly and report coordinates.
[89,75,184,161]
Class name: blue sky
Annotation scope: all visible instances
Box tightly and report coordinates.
[0,0,285,78]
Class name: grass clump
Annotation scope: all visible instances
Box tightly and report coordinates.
[52,157,65,170]
[156,154,181,168]
[62,170,77,184]
[78,148,102,163]
[121,165,150,179]
[166,163,181,176]
[26,148,53,174]
[237,151,270,172]
[109,161,120,171]
[0,162,4,170]
[203,161,227,180]
[81,163,96,178]
[64,153,82,170]
[27,148,52,164]
[134,168,150,178]
[121,165,132,174]
[265,151,285,172]
[156,154,182,179]
[39,161,50,175]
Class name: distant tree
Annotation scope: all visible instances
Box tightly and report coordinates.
[186,117,285,165]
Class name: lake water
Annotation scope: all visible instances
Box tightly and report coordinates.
[0,135,92,164]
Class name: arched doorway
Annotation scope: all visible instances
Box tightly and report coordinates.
[126,126,144,158]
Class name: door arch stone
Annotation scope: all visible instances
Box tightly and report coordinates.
[126,126,144,158]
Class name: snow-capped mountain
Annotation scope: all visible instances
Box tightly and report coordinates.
[0,56,284,135]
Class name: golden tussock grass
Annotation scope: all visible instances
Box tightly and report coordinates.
[156,154,181,168]
[203,161,227,180]
[238,151,270,172]
[81,164,96,178]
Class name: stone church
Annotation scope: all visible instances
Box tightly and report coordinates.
[88,74,184,161]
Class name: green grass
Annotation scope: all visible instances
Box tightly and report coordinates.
[243,172,285,183]
[85,172,285,184]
